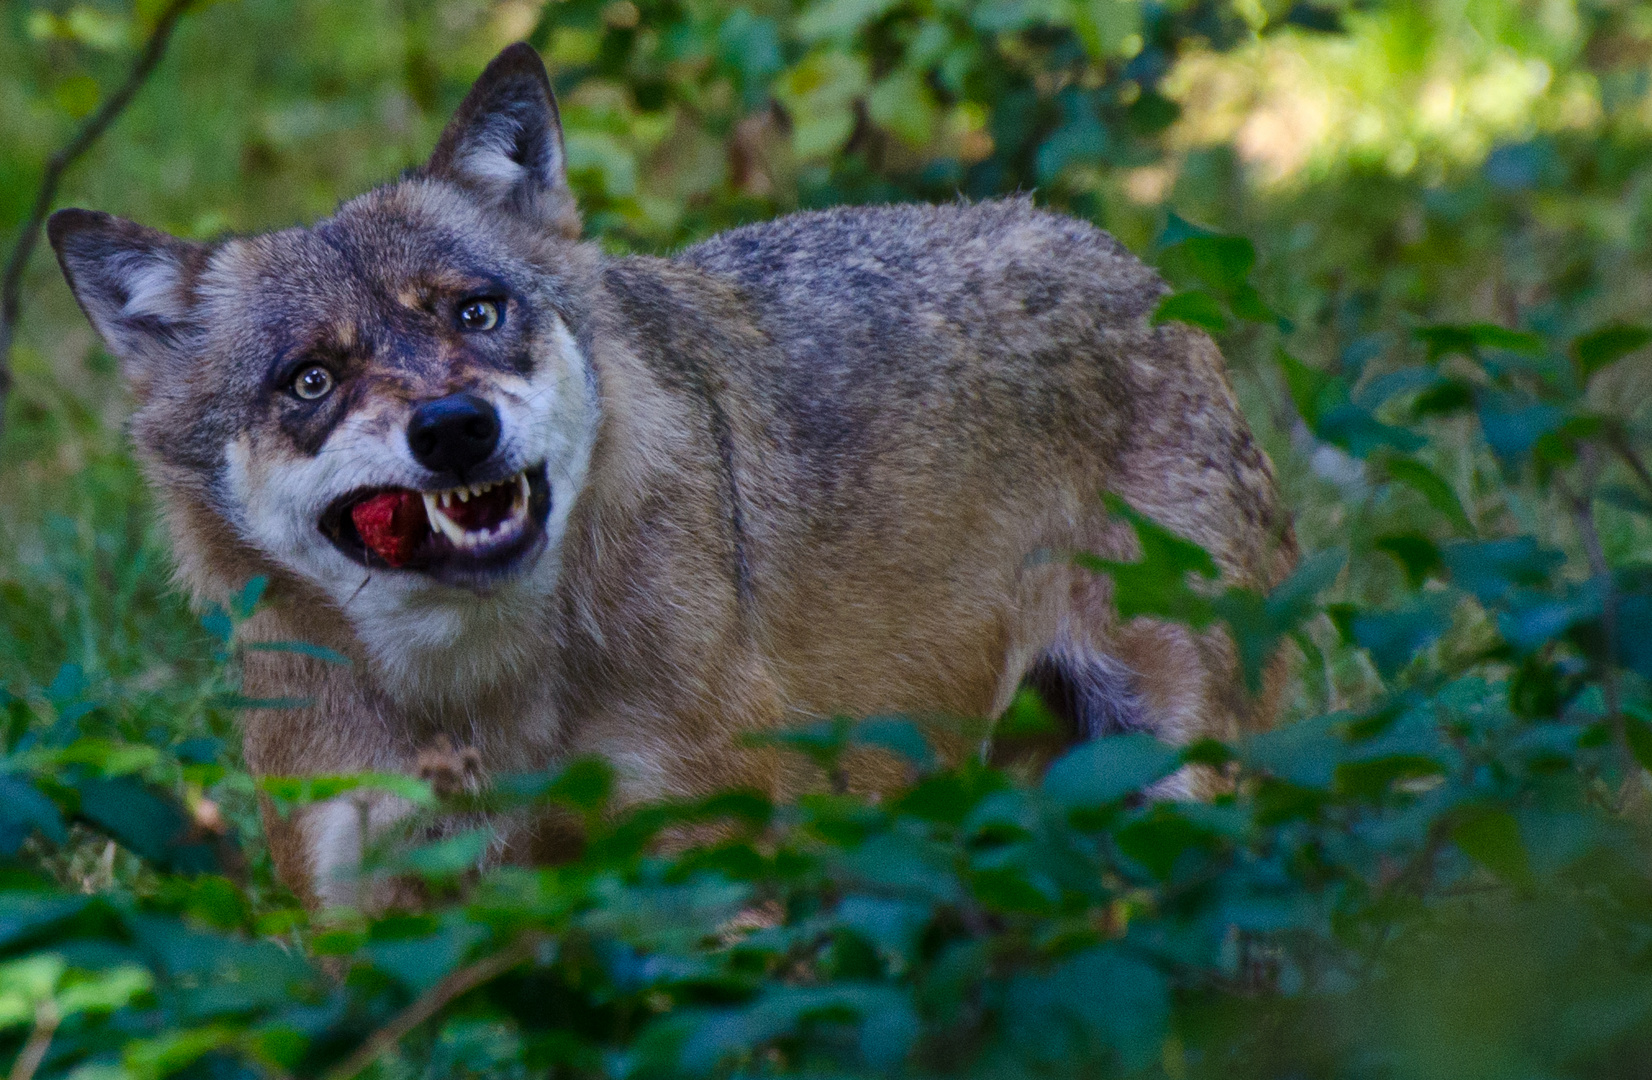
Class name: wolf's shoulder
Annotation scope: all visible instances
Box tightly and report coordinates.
[674,197,1164,321]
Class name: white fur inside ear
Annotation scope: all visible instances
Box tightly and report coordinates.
[454,109,562,193]
[460,134,531,187]
[115,250,188,321]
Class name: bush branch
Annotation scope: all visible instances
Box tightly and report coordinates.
[1556,460,1630,776]
[8,1002,58,1080]
[0,0,196,419]
[323,934,541,1080]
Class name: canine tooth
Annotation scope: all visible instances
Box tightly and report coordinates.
[430,508,468,546]
[421,492,441,527]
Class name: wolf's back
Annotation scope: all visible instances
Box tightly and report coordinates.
[586,198,1293,736]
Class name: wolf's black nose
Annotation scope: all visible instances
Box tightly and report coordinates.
[407,394,500,476]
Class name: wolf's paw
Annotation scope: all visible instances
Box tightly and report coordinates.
[415,735,484,797]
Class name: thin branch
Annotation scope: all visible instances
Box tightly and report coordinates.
[0,0,196,415]
[322,934,541,1080]
[8,1002,58,1080]
[1608,429,1652,503]
[1556,458,1630,777]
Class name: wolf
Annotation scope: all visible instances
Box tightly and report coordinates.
[49,44,1295,907]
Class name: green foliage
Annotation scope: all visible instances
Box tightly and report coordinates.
[8,0,1652,1076]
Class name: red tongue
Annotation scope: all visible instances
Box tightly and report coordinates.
[349,490,426,567]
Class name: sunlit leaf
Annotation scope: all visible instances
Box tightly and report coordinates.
[1152,289,1226,332]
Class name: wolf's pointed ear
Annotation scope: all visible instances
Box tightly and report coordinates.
[426,43,578,239]
[47,209,210,398]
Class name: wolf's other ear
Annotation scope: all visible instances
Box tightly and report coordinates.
[426,43,578,239]
[48,209,210,397]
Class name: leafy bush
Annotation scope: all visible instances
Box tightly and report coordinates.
[8,0,1652,1077]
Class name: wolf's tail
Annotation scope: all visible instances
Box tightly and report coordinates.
[1020,644,1150,741]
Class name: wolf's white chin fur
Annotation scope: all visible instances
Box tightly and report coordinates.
[222,316,596,704]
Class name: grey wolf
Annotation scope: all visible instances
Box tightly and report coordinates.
[49,44,1295,907]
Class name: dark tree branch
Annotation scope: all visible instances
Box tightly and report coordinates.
[0,0,196,420]
[1556,455,1631,780]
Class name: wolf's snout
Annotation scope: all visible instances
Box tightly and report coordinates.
[407,394,500,476]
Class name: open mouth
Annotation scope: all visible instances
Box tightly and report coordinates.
[319,462,551,580]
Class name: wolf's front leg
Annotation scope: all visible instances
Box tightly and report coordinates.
[296,790,422,910]
[286,735,488,911]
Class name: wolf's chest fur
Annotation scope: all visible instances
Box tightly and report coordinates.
[50,44,1294,907]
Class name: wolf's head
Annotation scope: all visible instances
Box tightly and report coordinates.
[50,45,599,695]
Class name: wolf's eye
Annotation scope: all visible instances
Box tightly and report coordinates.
[456,298,501,332]
[292,365,335,401]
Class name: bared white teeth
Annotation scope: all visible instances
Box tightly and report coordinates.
[419,469,531,551]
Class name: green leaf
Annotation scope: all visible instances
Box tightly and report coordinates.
[1073,494,1219,628]
[1151,290,1226,332]
[367,920,490,993]
[867,67,938,147]
[1441,537,1564,607]
[76,776,219,873]
[1214,548,1346,691]
[1035,89,1109,182]
[1069,0,1142,58]
[1573,323,1651,381]
[1242,712,1348,789]
[243,640,350,664]
[852,716,937,770]
[1268,549,1346,625]
[0,898,92,956]
[1316,403,1425,458]
[1164,234,1256,290]
[796,0,900,40]
[1383,457,1475,535]
[1477,397,1566,461]
[1277,347,1340,429]
[774,51,870,158]
[398,826,494,878]
[1618,596,1652,683]
[1624,713,1652,773]
[52,74,100,119]
[1375,533,1442,588]
[232,576,268,619]
[0,775,66,854]
[675,984,919,1073]
[1415,322,1544,362]
[1043,732,1180,809]
[1496,585,1601,652]
[63,6,131,50]
[996,685,1062,738]
[212,694,314,710]
[258,772,435,811]
[1350,595,1455,677]
[1004,947,1169,1072]
[1454,808,1533,887]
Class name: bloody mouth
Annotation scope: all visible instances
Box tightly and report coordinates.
[320,462,551,578]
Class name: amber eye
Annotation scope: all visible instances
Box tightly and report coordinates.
[456,298,501,332]
[292,365,334,401]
